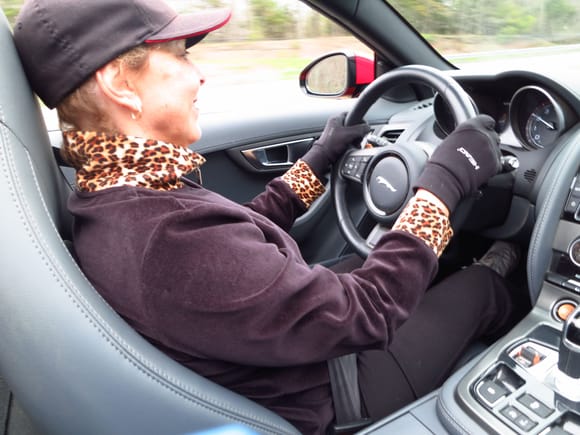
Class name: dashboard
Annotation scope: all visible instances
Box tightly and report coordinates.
[434,74,579,152]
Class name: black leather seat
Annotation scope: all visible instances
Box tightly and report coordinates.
[0,9,298,435]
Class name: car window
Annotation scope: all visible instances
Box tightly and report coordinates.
[387,0,580,74]
[179,1,372,115]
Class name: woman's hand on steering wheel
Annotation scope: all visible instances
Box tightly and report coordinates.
[302,112,371,178]
[414,114,502,213]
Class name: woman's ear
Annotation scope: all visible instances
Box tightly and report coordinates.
[95,62,142,116]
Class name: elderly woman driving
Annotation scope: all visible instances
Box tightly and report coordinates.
[14,0,518,433]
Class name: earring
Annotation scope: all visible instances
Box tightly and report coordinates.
[130,101,142,120]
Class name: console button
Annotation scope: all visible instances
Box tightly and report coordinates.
[564,196,580,215]
[573,175,580,192]
[518,393,554,419]
[562,279,580,294]
[546,272,566,287]
[476,380,509,405]
[501,406,537,432]
[501,405,521,421]
[555,301,578,322]
[515,414,538,432]
[513,345,546,368]
[566,178,580,218]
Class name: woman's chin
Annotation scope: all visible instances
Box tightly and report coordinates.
[189,128,202,144]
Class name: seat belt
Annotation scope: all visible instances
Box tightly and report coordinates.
[327,354,371,433]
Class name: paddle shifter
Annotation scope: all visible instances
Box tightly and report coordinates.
[558,305,580,379]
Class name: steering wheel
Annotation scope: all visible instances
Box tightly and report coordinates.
[332,65,477,258]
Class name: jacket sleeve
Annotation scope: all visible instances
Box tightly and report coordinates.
[244,160,325,232]
[141,200,438,367]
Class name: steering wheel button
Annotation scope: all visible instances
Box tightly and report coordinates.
[342,162,354,175]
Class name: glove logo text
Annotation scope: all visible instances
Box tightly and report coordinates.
[456,147,480,170]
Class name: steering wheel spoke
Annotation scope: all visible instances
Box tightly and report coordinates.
[366,223,391,249]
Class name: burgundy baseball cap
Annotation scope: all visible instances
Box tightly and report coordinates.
[13,0,231,108]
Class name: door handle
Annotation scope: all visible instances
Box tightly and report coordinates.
[241,138,313,171]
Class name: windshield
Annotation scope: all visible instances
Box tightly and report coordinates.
[388,0,580,74]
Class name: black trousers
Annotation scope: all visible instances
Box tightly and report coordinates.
[329,255,513,422]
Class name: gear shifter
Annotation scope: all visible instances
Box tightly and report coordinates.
[558,305,580,379]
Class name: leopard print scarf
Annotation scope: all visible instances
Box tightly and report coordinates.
[61,131,205,192]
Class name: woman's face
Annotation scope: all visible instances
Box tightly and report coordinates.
[133,41,205,148]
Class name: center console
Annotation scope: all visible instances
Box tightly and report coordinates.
[450,172,580,435]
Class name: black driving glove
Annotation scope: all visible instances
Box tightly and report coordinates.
[414,114,502,212]
[302,112,371,178]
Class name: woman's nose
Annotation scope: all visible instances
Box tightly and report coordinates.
[192,63,206,86]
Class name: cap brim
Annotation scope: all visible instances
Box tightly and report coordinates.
[145,8,231,47]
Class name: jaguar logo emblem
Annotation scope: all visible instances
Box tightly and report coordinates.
[376,175,397,192]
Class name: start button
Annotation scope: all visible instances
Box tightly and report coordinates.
[554,301,578,322]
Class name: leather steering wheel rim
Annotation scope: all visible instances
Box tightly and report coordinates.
[333,65,477,258]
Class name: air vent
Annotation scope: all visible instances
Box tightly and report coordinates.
[382,129,404,144]
[524,169,537,184]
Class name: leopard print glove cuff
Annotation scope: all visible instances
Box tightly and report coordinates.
[282,160,326,208]
[393,195,453,257]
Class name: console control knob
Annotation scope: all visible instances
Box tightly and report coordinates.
[558,305,580,378]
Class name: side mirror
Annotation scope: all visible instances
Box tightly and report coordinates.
[299,52,374,98]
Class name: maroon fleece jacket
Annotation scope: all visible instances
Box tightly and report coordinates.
[67,177,438,434]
